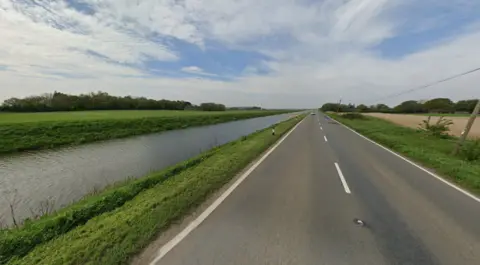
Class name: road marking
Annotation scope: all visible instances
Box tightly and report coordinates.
[149,117,306,265]
[334,162,351,194]
[324,135,328,142]
[330,116,480,203]
[320,126,323,130]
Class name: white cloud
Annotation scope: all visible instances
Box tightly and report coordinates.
[0,0,479,108]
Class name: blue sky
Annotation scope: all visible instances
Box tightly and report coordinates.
[1,0,479,108]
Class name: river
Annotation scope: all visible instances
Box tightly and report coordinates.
[0,113,298,225]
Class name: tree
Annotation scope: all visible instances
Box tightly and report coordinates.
[455,99,478,113]
[357,104,370,112]
[423,98,454,113]
[1,91,204,112]
[199,103,226,111]
[320,103,355,112]
[375,103,391,113]
[393,100,426,113]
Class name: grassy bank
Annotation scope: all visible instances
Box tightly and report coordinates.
[4,114,304,265]
[0,151,217,265]
[329,113,480,194]
[0,110,294,155]
[0,110,295,124]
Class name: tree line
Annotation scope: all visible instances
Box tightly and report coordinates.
[321,98,479,114]
[0,91,230,112]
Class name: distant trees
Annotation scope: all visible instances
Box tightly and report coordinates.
[199,102,226,111]
[356,104,369,112]
[423,98,454,113]
[320,98,478,114]
[229,106,262,110]
[393,100,426,113]
[320,103,356,112]
[455,99,478,113]
[0,91,227,112]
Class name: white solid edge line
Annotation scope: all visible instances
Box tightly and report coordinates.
[324,135,328,142]
[330,116,480,203]
[334,162,351,194]
[149,116,306,265]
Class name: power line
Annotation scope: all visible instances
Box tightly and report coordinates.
[370,67,480,103]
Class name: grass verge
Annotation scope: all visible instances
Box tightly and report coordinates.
[5,114,305,265]
[0,110,292,155]
[329,113,480,195]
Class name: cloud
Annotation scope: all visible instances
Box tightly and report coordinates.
[0,0,479,108]
[180,66,217,77]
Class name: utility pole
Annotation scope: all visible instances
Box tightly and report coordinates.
[452,99,480,155]
[336,99,342,113]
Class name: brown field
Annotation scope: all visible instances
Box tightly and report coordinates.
[365,113,480,138]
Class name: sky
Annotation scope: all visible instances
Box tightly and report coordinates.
[0,0,479,108]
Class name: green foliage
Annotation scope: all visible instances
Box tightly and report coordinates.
[330,114,480,195]
[199,102,226,111]
[320,98,477,115]
[6,115,304,265]
[455,99,478,113]
[393,100,426,113]
[356,104,370,112]
[423,98,455,113]
[1,91,194,112]
[320,103,356,112]
[459,138,480,162]
[0,110,291,155]
[341,113,367,120]
[418,116,454,138]
[321,102,392,113]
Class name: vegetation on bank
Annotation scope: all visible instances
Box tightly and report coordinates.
[0,109,287,124]
[4,114,304,265]
[0,110,293,155]
[329,113,480,194]
[0,148,218,265]
[321,98,478,114]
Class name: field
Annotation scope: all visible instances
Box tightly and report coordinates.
[0,110,291,124]
[2,114,304,265]
[0,110,294,155]
[365,113,480,138]
[411,113,474,117]
[329,113,480,195]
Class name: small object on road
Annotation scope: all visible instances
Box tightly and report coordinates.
[353,218,365,227]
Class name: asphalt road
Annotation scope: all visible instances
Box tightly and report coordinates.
[151,112,480,265]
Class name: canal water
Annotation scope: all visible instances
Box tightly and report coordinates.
[0,113,298,224]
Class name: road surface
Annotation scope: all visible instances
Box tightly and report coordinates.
[150,112,480,265]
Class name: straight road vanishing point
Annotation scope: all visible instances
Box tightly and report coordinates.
[148,112,480,265]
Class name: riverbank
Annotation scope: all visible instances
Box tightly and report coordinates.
[0,110,293,155]
[328,113,480,195]
[2,114,305,265]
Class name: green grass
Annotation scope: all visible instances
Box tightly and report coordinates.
[4,114,304,265]
[0,110,294,155]
[0,110,287,124]
[0,150,217,265]
[329,113,480,195]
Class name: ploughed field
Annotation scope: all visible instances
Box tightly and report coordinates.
[365,113,480,138]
